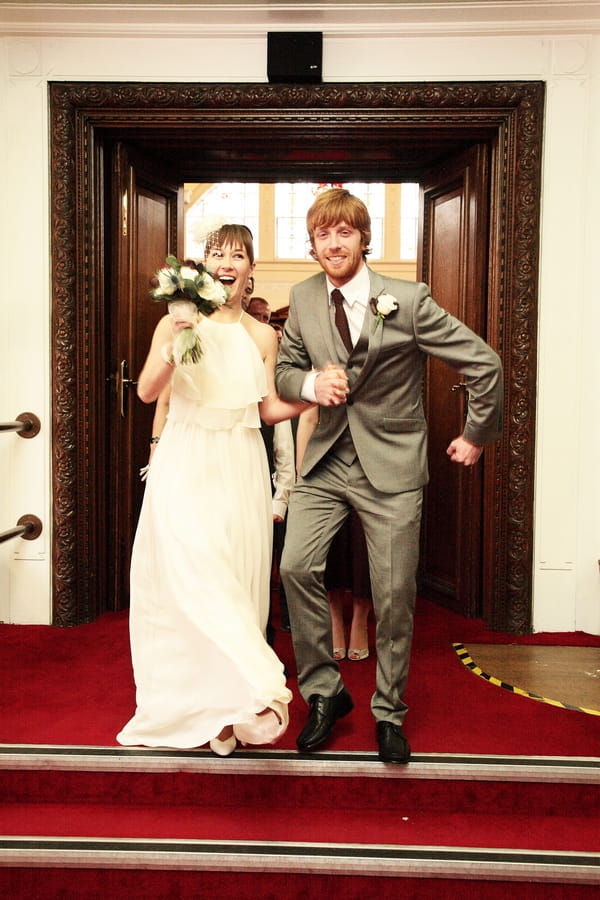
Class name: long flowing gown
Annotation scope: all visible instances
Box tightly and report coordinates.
[117,314,292,749]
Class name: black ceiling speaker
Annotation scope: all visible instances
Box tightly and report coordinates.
[267,32,323,84]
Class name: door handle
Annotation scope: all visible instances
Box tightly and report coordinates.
[113,359,138,418]
[451,381,469,421]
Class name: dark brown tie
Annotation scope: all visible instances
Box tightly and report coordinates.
[331,288,353,353]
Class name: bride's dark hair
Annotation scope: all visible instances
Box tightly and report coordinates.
[204,224,255,265]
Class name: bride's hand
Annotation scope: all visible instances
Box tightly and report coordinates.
[168,300,199,334]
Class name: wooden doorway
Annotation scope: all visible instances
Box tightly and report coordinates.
[418,143,491,617]
[49,81,544,632]
[106,143,183,609]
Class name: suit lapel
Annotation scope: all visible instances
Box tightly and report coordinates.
[347,270,386,391]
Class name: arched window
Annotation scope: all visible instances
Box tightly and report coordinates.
[399,182,419,261]
[185,183,260,258]
[274,182,386,259]
[184,182,419,268]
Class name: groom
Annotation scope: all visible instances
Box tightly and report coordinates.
[275,188,503,764]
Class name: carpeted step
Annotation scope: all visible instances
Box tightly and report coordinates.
[1,762,599,852]
[0,747,598,891]
[2,867,599,900]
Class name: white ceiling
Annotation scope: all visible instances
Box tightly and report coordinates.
[1,1,599,39]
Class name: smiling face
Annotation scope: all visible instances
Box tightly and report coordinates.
[311,221,367,287]
[204,225,255,304]
[306,188,371,288]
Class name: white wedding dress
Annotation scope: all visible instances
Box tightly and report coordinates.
[117,314,291,749]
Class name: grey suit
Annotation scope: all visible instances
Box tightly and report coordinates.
[276,267,503,725]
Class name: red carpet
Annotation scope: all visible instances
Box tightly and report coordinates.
[1,597,600,757]
[3,870,599,900]
[3,768,599,849]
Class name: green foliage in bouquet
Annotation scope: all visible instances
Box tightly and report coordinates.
[150,255,229,314]
[151,256,229,366]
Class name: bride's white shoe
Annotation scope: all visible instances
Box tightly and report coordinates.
[233,700,289,746]
[209,733,237,757]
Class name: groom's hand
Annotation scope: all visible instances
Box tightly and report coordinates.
[446,435,483,466]
[315,363,349,407]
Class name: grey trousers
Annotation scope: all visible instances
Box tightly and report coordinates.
[280,453,422,726]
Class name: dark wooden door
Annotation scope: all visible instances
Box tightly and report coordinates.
[106,143,182,610]
[417,143,491,617]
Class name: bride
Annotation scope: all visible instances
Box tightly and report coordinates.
[117,224,320,756]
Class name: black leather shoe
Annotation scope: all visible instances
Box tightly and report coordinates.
[296,688,354,751]
[376,721,411,764]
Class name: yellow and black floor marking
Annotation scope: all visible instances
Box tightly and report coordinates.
[452,643,600,717]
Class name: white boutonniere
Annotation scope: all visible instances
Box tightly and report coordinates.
[370,291,399,333]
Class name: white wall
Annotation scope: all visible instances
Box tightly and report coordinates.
[0,2,599,633]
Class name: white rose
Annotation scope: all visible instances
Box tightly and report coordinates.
[180,266,199,283]
[199,272,228,305]
[376,292,398,316]
[156,267,179,295]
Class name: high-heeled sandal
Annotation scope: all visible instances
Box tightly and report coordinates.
[209,733,237,757]
[333,647,347,660]
[348,647,369,661]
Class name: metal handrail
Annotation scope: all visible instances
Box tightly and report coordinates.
[0,413,41,438]
[1,417,43,544]
[0,515,43,545]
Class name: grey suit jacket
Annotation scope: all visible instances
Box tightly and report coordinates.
[275,267,503,494]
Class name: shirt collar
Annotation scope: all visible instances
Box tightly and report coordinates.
[327,263,369,308]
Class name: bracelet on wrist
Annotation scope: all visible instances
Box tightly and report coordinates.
[150,436,160,444]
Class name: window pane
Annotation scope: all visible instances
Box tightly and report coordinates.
[344,183,384,259]
[275,182,385,259]
[275,183,318,259]
[185,183,259,259]
[400,183,419,261]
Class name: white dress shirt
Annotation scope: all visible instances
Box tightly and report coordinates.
[271,419,295,520]
[301,262,370,402]
[328,263,370,345]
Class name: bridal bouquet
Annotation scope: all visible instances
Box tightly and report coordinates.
[150,255,229,365]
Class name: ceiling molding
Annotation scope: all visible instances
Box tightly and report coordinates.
[1,2,599,39]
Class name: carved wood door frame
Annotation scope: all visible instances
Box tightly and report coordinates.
[418,143,491,617]
[106,143,183,612]
[49,81,544,631]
